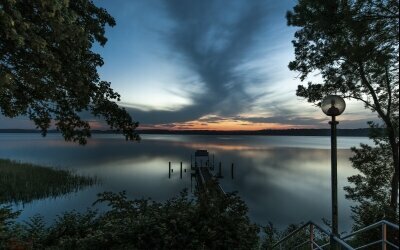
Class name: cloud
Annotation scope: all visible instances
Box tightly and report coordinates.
[238,115,326,126]
[123,0,272,125]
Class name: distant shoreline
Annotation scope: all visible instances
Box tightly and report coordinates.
[0,128,372,137]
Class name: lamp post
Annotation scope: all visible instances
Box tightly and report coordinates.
[321,95,346,248]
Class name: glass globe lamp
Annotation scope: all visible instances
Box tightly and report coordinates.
[321,95,346,116]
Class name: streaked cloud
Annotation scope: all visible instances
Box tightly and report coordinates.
[0,0,377,130]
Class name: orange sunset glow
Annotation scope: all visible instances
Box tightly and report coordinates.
[140,119,315,131]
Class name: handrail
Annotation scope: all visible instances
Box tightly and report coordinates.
[271,220,399,250]
[312,241,324,250]
[271,221,311,247]
[386,240,399,249]
[271,221,353,249]
[354,239,382,249]
[332,235,354,249]
[341,220,399,240]
[380,220,399,229]
[340,220,399,250]
[293,239,309,249]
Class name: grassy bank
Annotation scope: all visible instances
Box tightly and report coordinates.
[0,159,96,204]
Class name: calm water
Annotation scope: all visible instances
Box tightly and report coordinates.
[0,133,373,232]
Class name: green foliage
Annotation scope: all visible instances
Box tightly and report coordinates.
[346,143,392,205]
[0,190,260,249]
[0,0,139,144]
[0,158,96,203]
[287,0,399,109]
[287,0,399,215]
[344,122,399,246]
[261,222,283,249]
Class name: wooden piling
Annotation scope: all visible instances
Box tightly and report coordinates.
[169,162,171,179]
[180,162,183,179]
[217,162,222,178]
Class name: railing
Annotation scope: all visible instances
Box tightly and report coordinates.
[341,220,399,250]
[271,220,399,250]
[271,221,353,249]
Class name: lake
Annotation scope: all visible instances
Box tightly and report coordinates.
[0,133,373,232]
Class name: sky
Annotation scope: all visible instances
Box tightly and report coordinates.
[0,0,379,130]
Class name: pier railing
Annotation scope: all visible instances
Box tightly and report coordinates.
[271,220,399,250]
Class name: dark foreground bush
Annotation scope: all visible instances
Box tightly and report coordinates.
[1,187,259,249]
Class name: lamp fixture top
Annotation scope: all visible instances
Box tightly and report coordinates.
[321,95,346,116]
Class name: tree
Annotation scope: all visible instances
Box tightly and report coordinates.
[287,0,399,212]
[0,0,139,144]
[344,122,399,244]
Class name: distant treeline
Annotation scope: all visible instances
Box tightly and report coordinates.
[0,128,373,136]
[136,128,372,136]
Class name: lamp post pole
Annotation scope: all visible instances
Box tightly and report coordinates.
[321,95,345,250]
[330,115,339,245]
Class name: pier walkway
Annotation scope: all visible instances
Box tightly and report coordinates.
[194,165,226,195]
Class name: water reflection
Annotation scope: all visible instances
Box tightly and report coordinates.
[0,133,372,232]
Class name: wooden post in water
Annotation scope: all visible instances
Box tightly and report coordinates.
[169,162,171,179]
[231,163,234,179]
[217,162,223,178]
[180,162,183,179]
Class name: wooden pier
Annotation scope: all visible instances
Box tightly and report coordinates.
[193,164,226,195]
[169,150,233,195]
[192,150,226,195]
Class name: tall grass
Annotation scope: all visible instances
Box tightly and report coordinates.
[0,159,96,204]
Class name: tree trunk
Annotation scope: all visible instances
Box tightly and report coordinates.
[387,126,399,213]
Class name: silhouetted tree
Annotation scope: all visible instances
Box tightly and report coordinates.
[344,122,399,244]
[287,0,399,213]
[0,0,139,144]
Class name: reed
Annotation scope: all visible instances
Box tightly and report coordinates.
[0,159,97,204]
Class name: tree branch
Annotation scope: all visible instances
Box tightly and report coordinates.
[358,14,400,20]
[341,94,374,110]
[384,65,392,117]
[357,61,389,123]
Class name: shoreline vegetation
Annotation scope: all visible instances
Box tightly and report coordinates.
[0,158,286,248]
[0,128,372,136]
[1,189,261,249]
[0,159,97,204]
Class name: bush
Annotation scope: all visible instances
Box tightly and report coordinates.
[1,188,260,249]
